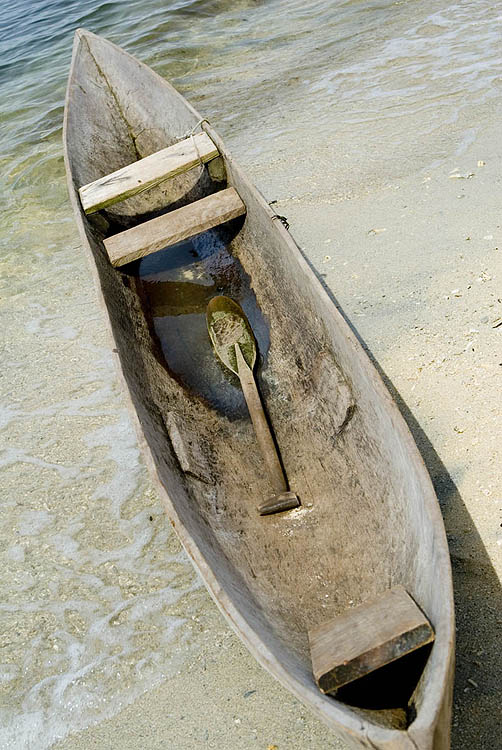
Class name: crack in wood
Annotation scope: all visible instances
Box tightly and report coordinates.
[83,36,142,161]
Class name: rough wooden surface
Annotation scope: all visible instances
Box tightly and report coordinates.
[79,132,218,213]
[164,412,212,484]
[234,343,288,498]
[64,29,455,750]
[103,187,246,266]
[309,586,435,695]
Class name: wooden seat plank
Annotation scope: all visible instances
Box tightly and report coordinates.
[308,586,435,695]
[79,132,219,214]
[103,187,246,267]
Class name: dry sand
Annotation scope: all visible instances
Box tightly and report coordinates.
[54,113,501,749]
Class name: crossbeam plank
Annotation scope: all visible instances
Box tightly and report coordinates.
[103,187,246,267]
[309,586,434,695]
[79,132,219,214]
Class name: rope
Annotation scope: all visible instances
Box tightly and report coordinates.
[180,118,212,169]
[271,213,290,230]
[181,118,211,139]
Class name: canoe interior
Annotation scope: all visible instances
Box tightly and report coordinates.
[65,31,453,747]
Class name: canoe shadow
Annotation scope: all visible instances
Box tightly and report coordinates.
[304,257,502,750]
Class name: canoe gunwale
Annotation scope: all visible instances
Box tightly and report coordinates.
[205,123,455,749]
[63,29,455,750]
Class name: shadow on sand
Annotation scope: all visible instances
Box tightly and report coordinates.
[308,260,502,750]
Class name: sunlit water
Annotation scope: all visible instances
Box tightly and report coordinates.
[0,0,500,747]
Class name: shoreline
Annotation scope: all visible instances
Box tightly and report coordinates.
[53,114,501,749]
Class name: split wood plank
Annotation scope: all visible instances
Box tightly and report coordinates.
[103,187,246,267]
[79,132,219,214]
[164,412,212,484]
[308,586,434,695]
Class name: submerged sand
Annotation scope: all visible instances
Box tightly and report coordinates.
[52,105,502,749]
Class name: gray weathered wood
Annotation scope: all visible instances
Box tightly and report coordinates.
[103,187,246,266]
[79,131,219,213]
[235,343,287,494]
[63,29,455,750]
[309,586,435,695]
[164,412,212,483]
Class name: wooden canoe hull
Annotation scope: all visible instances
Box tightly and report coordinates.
[63,30,454,750]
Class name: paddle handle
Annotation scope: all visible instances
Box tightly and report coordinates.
[235,344,287,495]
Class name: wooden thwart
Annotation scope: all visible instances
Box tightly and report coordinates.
[103,187,246,267]
[79,132,219,214]
[309,586,434,695]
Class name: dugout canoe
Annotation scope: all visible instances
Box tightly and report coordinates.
[63,29,455,750]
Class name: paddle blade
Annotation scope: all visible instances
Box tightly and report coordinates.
[207,296,256,375]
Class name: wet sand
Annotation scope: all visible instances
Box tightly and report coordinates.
[53,110,501,749]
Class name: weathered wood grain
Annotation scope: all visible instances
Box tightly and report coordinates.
[103,187,246,266]
[64,29,455,750]
[309,586,435,695]
[164,412,212,484]
[234,343,288,496]
[79,131,219,213]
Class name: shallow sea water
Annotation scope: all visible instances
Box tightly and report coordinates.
[0,0,500,747]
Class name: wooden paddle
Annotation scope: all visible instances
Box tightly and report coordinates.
[207,296,300,515]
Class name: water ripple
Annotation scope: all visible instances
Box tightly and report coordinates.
[0,0,500,747]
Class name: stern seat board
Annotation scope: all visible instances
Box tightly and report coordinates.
[79,132,219,214]
[103,187,246,267]
[308,586,435,695]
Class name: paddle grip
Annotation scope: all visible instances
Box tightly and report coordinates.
[235,345,288,495]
